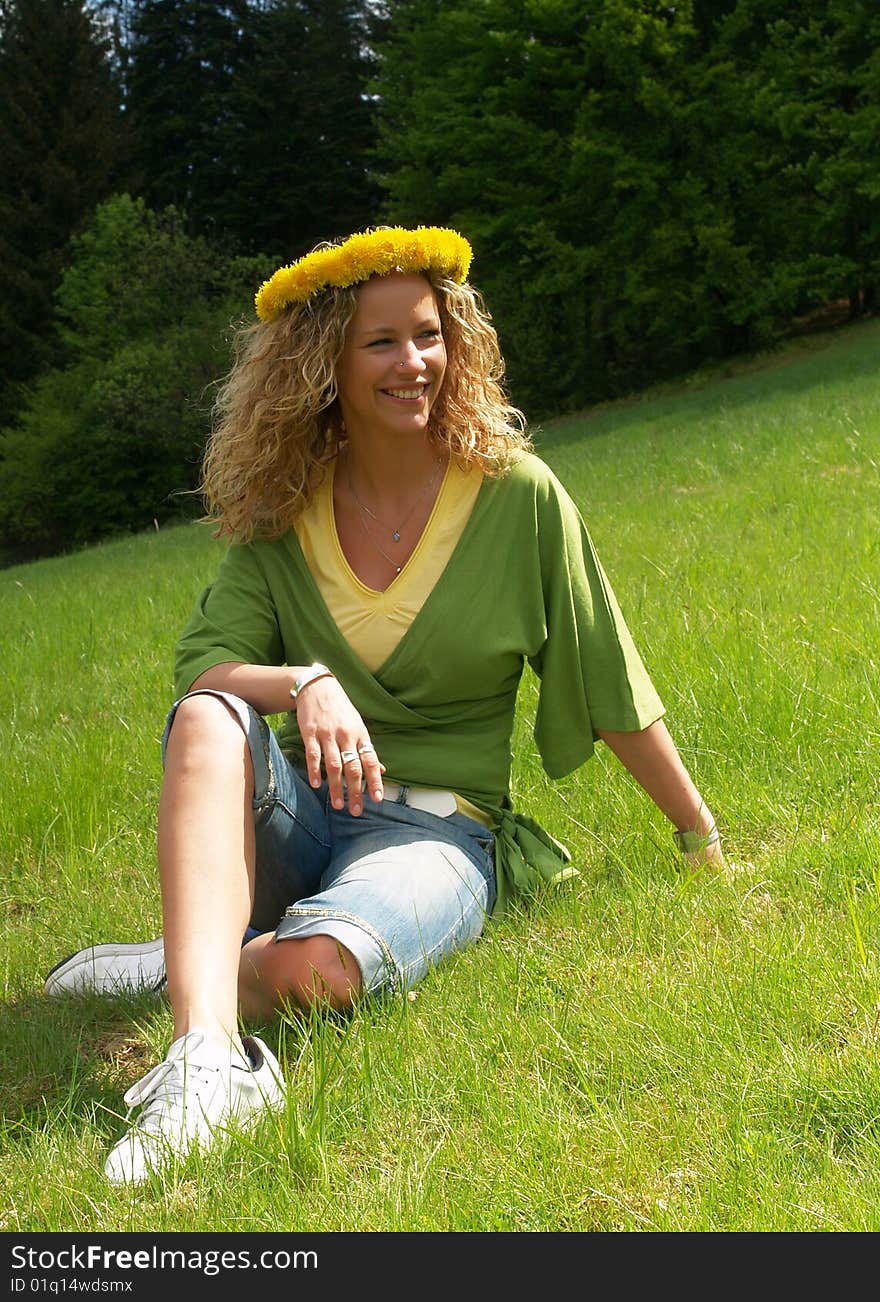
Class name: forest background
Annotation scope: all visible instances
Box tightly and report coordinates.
[0,0,878,563]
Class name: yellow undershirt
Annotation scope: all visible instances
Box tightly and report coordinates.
[295,458,483,673]
[295,458,490,826]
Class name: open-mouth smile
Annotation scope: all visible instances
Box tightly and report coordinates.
[383,387,428,401]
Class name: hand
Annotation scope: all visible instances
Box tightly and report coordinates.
[294,674,385,815]
[682,835,725,872]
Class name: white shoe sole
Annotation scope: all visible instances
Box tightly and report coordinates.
[44,937,166,997]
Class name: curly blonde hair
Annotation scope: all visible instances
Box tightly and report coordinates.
[202,269,531,541]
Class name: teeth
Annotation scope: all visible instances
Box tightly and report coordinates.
[386,388,424,400]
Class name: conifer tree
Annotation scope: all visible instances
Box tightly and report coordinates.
[125,0,380,256]
[0,0,124,425]
[219,0,381,258]
[373,0,880,415]
[723,0,880,319]
[124,0,253,238]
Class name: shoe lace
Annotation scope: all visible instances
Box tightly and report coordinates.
[122,1032,216,1134]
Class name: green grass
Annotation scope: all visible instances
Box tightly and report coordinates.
[1,319,879,1231]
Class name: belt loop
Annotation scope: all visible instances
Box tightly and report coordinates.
[396,783,409,806]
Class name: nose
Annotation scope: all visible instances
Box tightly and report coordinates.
[397,340,426,373]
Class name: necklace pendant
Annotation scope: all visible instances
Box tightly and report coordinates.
[392,530,401,542]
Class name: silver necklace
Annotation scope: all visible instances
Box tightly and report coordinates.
[347,456,444,544]
[354,511,405,574]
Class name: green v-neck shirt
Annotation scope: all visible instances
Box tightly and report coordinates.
[174,452,664,915]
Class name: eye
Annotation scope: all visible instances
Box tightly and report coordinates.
[418,329,442,341]
[366,337,393,348]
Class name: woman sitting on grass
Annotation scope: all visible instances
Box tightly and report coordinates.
[45,225,724,1184]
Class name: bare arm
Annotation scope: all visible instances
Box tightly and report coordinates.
[595,717,723,866]
[190,661,302,716]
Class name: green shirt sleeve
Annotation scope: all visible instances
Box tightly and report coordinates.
[173,543,284,697]
[527,459,665,779]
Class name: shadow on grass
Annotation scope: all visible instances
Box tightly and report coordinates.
[0,990,298,1141]
[0,984,391,1158]
[0,991,168,1134]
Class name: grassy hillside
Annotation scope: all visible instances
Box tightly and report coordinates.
[1,318,878,1231]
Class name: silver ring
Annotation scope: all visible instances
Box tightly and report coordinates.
[357,744,376,756]
[340,750,359,764]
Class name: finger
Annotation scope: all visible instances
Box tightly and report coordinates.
[323,746,346,810]
[356,742,384,801]
[303,737,324,789]
[339,748,364,815]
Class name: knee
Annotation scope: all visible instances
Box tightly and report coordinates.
[261,934,363,1013]
[166,693,252,775]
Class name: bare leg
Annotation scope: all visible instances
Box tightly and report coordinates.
[238,933,363,1020]
[96,693,295,1185]
[157,694,255,1049]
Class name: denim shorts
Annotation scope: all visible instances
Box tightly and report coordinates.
[161,690,497,998]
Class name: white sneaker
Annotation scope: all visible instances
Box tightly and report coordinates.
[43,938,166,997]
[104,1029,285,1184]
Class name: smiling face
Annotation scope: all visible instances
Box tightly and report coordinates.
[335,273,447,448]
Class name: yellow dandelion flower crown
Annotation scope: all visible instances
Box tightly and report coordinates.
[254,225,473,322]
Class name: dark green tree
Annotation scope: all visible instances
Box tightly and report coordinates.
[125,0,254,238]
[375,0,706,411]
[219,0,381,259]
[372,0,880,416]
[0,193,271,558]
[0,0,125,426]
[125,0,379,256]
[720,0,880,320]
